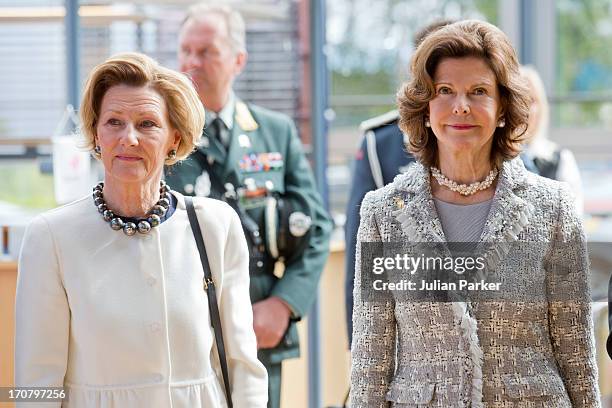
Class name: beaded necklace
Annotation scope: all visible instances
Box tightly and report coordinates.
[92,180,171,236]
[430,167,498,196]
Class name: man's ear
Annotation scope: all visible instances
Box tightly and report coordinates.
[234,50,248,76]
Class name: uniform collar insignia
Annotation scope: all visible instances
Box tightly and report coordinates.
[235,101,259,131]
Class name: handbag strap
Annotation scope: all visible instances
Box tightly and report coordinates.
[184,196,233,408]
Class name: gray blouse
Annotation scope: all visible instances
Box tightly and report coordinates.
[433,197,493,242]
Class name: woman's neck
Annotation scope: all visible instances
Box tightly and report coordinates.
[102,176,161,218]
[436,150,493,184]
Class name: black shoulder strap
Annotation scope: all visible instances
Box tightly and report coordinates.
[184,196,233,408]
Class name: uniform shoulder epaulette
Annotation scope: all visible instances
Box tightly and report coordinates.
[359,110,399,133]
[235,100,259,131]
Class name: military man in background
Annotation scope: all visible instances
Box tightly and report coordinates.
[165,4,332,407]
[608,274,612,359]
[344,109,415,346]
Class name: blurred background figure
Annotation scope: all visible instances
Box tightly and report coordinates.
[343,19,453,347]
[521,65,584,216]
[608,274,612,359]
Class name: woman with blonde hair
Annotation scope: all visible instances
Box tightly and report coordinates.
[15,52,267,407]
[521,65,584,215]
[350,20,599,407]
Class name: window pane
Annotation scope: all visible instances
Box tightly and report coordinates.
[555,0,612,127]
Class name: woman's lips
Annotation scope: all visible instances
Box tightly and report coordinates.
[449,124,477,130]
[116,155,142,161]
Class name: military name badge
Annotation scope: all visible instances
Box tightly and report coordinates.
[194,170,211,197]
[239,152,283,173]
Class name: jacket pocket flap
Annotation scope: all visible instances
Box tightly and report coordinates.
[386,378,435,404]
[502,374,566,399]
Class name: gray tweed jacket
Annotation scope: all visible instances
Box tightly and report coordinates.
[350,157,600,407]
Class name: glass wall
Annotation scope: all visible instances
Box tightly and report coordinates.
[556,0,612,128]
[554,0,612,219]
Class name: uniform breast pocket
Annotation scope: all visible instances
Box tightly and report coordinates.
[238,152,285,194]
[248,168,285,194]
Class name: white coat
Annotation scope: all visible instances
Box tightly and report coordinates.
[15,191,268,407]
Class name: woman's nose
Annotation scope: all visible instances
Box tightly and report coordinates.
[120,124,139,146]
[452,95,470,115]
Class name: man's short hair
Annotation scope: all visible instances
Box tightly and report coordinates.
[181,3,246,53]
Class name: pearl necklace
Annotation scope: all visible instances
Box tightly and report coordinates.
[92,181,171,236]
[430,166,498,196]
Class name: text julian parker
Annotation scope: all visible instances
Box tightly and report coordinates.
[373,279,501,291]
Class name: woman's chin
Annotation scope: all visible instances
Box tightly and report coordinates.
[443,144,485,158]
[105,169,152,185]
[438,138,493,159]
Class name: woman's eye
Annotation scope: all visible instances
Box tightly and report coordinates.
[474,88,487,95]
[437,87,451,95]
[108,119,122,126]
[140,120,157,128]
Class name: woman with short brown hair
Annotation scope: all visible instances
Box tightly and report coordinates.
[397,20,530,169]
[351,20,599,407]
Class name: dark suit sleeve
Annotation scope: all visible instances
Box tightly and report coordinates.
[608,273,612,359]
[269,120,333,318]
[344,135,378,347]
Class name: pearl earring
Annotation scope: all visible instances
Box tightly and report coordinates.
[497,118,506,128]
[425,118,431,128]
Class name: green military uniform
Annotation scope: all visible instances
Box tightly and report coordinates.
[165,99,332,408]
